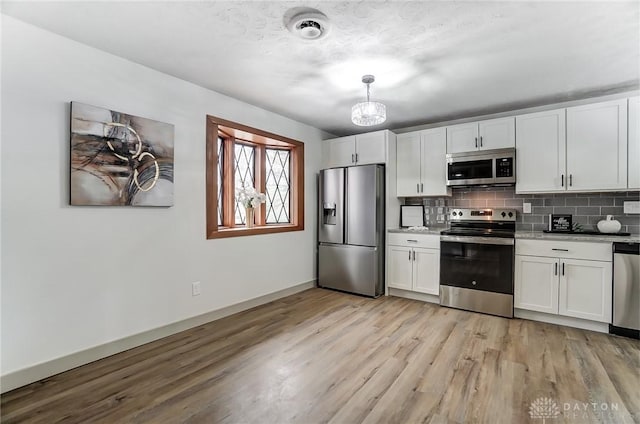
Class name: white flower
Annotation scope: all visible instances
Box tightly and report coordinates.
[237,185,266,209]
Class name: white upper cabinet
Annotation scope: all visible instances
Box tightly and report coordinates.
[478,117,516,150]
[355,131,387,165]
[396,132,422,196]
[446,122,478,153]
[628,96,640,190]
[515,109,566,193]
[325,136,356,168]
[566,99,628,191]
[396,128,449,197]
[446,117,515,153]
[324,131,388,168]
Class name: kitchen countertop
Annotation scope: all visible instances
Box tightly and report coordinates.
[389,228,639,243]
[388,227,446,236]
[515,231,640,243]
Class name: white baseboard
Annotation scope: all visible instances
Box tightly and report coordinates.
[1,280,315,393]
[389,288,440,304]
[515,308,609,333]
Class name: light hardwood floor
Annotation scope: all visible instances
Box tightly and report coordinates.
[2,288,639,423]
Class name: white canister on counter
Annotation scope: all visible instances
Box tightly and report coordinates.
[597,215,622,233]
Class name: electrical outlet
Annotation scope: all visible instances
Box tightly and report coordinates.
[624,201,640,214]
[523,203,532,214]
[191,281,201,296]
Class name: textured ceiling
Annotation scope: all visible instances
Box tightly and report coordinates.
[3,1,639,136]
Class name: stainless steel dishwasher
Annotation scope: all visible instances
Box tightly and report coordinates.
[610,242,640,339]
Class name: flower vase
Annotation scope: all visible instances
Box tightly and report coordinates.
[245,207,254,228]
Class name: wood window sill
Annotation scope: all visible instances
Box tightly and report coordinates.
[207,223,304,239]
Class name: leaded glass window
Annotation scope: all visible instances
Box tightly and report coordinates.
[217,137,223,226]
[234,143,255,225]
[265,148,291,224]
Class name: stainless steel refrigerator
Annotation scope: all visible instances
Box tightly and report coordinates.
[318,165,385,297]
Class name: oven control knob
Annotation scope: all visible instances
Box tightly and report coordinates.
[452,211,457,216]
[472,281,477,285]
[501,212,506,217]
[508,212,513,218]
[459,211,463,216]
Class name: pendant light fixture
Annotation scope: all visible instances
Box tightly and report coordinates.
[351,74,386,126]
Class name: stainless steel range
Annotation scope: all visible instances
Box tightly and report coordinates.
[439,208,516,318]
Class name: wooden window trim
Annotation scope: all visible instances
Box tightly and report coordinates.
[206,115,304,239]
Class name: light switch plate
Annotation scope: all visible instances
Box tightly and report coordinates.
[523,203,532,214]
[624,201,640,214]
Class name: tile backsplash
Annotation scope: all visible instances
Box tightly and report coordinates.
[405,187,640,234]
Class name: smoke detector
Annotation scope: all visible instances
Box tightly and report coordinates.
[286,10,330,40]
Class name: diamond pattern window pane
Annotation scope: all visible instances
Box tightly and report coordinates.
[217,137,223,226]
[265,148,290,224]
[234,143,255,225]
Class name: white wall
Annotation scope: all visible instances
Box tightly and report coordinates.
[0,16,325,378]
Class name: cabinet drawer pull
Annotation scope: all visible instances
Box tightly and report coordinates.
[406,239,418,243]
[552,248,569,251]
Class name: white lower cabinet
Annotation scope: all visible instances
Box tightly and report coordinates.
[388,245,413,291]
[412,248,440,295]
[515,255,559,314]
[515,240,612,324]
[387,234,440,295]
[559,259,612,323]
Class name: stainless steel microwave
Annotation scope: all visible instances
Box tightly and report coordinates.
[446,148,516,187]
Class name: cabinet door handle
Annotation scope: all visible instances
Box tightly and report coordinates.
[417,183,420,193]
[552,248,569,252]
[554,262,558,276]
[412,251,416,261]
[562,263,565,276]
[480,136,483,147]
[475,137,478,148]
[569,174,573,187]
[409,251,412,261]
[420,183,424,192]
[355,153,359,163]
[561,174,564,187]
[351,153,355,163]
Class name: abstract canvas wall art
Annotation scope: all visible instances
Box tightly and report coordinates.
[70,102,174,206]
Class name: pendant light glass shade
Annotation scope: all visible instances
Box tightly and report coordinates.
[351,75,386,126]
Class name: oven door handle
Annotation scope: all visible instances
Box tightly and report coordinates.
[440,235,514,246]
